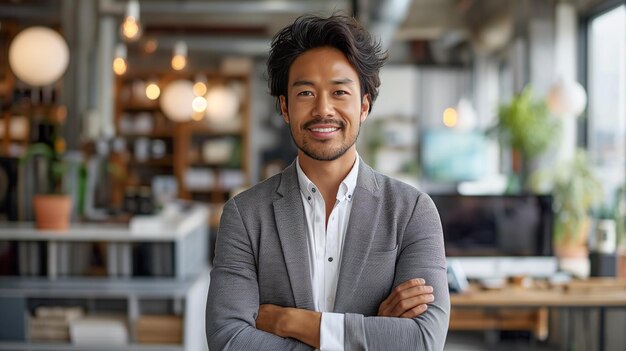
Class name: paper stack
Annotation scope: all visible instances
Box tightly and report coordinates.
[70,315,128,345]
[29,306,83,342]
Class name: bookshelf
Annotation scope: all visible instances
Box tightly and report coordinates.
[115,72,251,219]
[0,204,210,351]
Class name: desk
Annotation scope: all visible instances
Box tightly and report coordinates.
[450,279,626,350]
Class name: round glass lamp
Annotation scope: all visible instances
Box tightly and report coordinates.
[9,27,70,86]
[160,80,195,122]
[205,85,240,122]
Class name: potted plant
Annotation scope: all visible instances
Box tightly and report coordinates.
[489,87,560,192]
[20,141,74,230]
[531,149,603,258]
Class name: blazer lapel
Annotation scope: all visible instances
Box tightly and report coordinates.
[273,162,315,310]
[334,161,381,312]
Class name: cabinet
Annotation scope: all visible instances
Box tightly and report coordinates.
[0,204,210,351]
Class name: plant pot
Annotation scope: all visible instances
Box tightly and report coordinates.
[33,194,72,230]
[554,217,591,259]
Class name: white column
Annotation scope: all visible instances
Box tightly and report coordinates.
[554,2,579,162]
[96,16,116,138]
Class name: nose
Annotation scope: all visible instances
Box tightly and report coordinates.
[312,94,335,118]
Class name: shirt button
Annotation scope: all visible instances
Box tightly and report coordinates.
[312,188,316,193]
[328,257,333,262]
[348,194,352,199]
[307,196,311,201]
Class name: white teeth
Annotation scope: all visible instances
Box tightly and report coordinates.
[310,127,338,133]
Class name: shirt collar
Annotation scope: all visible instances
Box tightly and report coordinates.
[296,155,360,202]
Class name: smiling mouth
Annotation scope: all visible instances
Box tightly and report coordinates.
[309,127,340,133]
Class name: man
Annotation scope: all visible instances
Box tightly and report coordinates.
[206,14,449,350]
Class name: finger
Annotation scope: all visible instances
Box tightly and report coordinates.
[394,278,426,293]
[390,294,434,316]
[379,279,427,311]
[379,288,433,317]
[400,304,428,318]
[381,285,433,314]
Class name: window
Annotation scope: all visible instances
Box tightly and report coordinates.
[587,4,626,198]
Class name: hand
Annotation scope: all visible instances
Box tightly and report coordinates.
[256,304,288,337]
[256,304,321,348]
[378,278,434,318]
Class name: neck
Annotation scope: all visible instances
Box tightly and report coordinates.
[298,147,357,196]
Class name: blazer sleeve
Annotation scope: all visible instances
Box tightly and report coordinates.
[344,193,450,351]
[206,199,313,351]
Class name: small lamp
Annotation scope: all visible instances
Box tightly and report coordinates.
[8,26,69,86]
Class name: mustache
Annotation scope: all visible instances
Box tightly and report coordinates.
[303,119,345,129]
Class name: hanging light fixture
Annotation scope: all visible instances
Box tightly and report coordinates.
[120,0,142,42]
[145,78,160,100]
[205,85,240,122]
[193,74,208,96]
[143,37,158,54]
[171,41,187,71]
[160,79,195,122]
[8,26,69,86]
[191,75,208,120]
[113,44,128,76]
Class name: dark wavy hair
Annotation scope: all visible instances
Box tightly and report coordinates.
[267,14,388,113]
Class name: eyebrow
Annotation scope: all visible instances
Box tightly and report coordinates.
[291,78,355,87]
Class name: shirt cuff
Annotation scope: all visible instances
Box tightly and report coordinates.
[319,312,345,351]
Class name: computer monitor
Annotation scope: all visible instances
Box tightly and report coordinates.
[431,194,553,257]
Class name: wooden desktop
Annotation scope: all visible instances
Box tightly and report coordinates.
[449,278,626,350]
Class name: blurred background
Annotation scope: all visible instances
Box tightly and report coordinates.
[0,0,625,350]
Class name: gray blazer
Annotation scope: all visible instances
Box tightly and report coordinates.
[206,160,450,350]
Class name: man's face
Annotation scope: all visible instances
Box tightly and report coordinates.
[280,46,370,162]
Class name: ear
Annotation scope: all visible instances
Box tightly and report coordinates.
[279,95,289,123]
[360,94,370,123]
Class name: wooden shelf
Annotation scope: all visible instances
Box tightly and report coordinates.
[188,162,237,168]
[186,125,242,137]
[128,157,173,167]
[121,132,173,139]
[186,188,233,194]
[121,101,160,111]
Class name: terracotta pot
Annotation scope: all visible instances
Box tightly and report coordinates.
[33,194,72,230]
[554,217,591,258]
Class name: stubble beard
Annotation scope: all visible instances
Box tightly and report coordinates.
[289,122,361,161]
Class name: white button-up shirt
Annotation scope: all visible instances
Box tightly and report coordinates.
[296,156,359,351]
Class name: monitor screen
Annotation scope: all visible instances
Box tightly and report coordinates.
[430,194,553,257]
[420,129,488,182]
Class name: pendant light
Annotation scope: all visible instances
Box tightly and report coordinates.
[171,41,187,71]
[121,0,142,42]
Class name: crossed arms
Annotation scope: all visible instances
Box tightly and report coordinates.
[255,278,437,348]
[206,194,450,350]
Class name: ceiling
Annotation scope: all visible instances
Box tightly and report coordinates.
[0,0,613,60]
